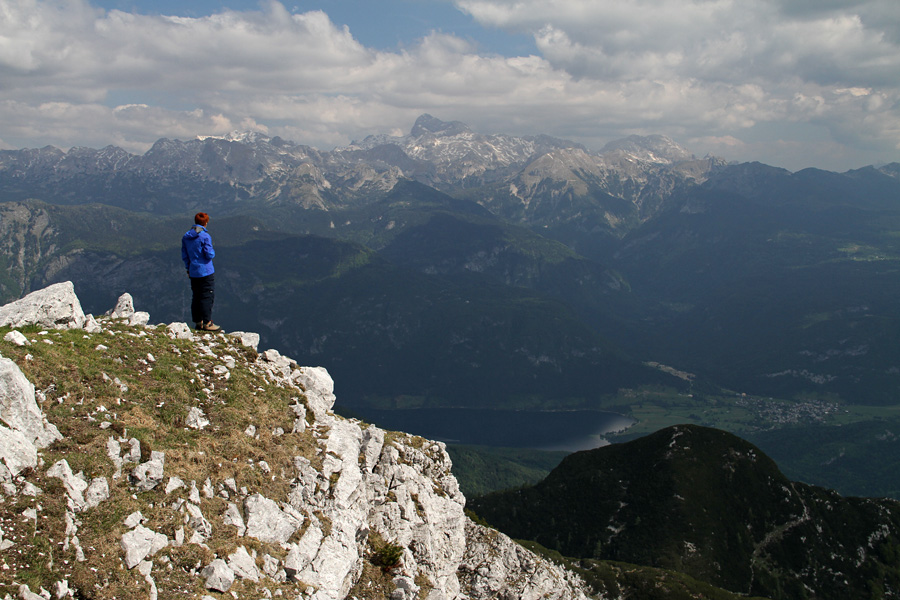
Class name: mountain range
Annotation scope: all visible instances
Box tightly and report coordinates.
[2,114,900,498]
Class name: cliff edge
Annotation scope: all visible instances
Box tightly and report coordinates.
[0,282,589,600]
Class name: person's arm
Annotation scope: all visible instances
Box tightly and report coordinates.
[181,240,190,272]
[202,233,215,260]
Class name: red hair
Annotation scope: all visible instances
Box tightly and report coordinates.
[194,212,209,226]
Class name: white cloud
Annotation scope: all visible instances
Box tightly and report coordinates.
[0,0,897,170]
[455,0,900,168]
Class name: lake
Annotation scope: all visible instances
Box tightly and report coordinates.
[345,407,635,451]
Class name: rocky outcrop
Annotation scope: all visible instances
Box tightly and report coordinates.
[0,281,85,330]
[0,351,62,482]
[0,355,61,449]
[461,521,590,600]
[0,282,594,600]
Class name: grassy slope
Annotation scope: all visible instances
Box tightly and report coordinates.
[0,322,316,599]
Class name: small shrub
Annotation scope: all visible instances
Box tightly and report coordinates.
[370,540,404,570]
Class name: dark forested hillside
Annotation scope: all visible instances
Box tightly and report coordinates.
[470,424,900,600]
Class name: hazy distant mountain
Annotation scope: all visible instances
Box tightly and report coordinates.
[0,114,716,226]
[471,424,900,600]
[3,117,900,409]
[600,133,698,163]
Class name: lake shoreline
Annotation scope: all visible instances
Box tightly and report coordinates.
[341,405,636,452]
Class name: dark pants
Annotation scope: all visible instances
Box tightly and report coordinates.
[190,273,215,324]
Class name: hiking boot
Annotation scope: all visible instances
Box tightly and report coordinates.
[194,322,204,330]
[204,321,222,332]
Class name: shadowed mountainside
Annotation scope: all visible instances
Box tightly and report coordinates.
[470,424,900,600]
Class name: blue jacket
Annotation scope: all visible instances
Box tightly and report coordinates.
[182,225,215,278]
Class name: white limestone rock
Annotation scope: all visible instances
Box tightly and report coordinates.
[131,451,165,491]
[189,480,201,504]
[293,366,336,423]
[165,476,185,494]
[365,430,467,600]
[294,421,370,598]
[243,493,303,544]
[106,293,135,319]
[173,526,185,547]
[184,502,212,543]
[165,322,194,340]
[52,579,71,600]
[20,481,41,496]
[137,560,158,600]
[289,456,322,507]
[228,331,259,352]
[84,477,109,509]
[360,426,385,473]
[120,525,169,569]
[260,348,294,379]
[0,282,85,330]
[223,502,245,536]
[124,511,144,529]
[46,459,88,512]
[106,437,125,478]
[227,546,261,582]
[82,314,101,333]
[125,438,141,463]
[2,331,29,347]
[291,401,307,433]
[459,521,591,600]
[283,523,323,580]
[0,356,62,448]
[201,559,235,593]
[0,424,37,482]
[392,575,419,600]
[262,554,282,581]
[0,529,16,552]
[129,312,150,327]
[17,584,45,600]
[185,407,209,430]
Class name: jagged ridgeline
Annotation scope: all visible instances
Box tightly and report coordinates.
[1,283,772,600]
[470,424,900,600]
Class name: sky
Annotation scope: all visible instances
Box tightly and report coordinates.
[1,0,899,172]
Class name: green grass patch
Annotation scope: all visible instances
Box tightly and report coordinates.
[0,321,324,598]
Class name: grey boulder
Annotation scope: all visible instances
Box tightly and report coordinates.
[0,281,85,329]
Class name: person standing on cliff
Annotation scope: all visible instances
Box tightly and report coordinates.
[182,212,222,332]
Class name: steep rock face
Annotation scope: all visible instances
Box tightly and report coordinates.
[0,282,592,600]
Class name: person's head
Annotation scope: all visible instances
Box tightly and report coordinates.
[194,212,210,227]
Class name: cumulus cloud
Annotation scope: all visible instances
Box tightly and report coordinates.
[0,0,897,170]
[456,0,900,166]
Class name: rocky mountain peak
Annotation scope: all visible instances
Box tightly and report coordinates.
[410,114,472,138]
[196,130,274,145]
[600,134,695,164]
